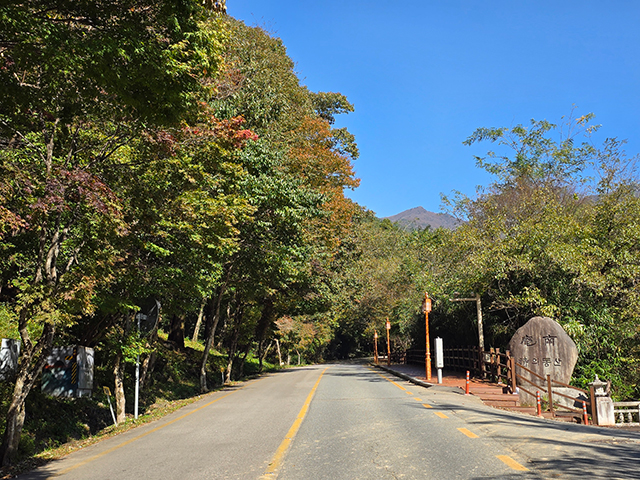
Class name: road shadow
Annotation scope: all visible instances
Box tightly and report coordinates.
[403,395,640,479]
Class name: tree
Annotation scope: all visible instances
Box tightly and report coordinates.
[0,0,224,463]
[443,113,640,397]
[194,17,361,387]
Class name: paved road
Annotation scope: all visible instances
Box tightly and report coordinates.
[19,362,640,479]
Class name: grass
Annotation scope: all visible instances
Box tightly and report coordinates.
[0,334,281,478]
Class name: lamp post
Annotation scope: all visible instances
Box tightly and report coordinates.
[374,331,379,365]
[421,292,432,381]
[385,318,391,366]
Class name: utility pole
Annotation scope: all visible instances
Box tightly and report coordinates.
[450,292,485,375]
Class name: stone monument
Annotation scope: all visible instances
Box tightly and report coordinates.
[509,317,578,405]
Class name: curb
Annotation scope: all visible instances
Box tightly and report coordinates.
[370,363,465,395]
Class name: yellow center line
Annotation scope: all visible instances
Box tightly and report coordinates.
[458,428,479,438]
[435,412,448,419]
[405,391,413,395]
[372,371,407,391]
[497,455,529,471]
[49,378,264,478]
[413,397,423,402]
[261,367,328,479]
[422,403,432,409]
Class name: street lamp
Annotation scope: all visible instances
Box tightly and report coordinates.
[421,293,432,381]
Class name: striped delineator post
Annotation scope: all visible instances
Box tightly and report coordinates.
[465,370,470,395]
[582,401,589,425]
[536,391,542,417]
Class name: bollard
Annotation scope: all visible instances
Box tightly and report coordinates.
[465,370,470,395]
[536,391,542,417]
[582,401,589,425]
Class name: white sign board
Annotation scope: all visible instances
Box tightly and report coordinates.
[435,337,444,368]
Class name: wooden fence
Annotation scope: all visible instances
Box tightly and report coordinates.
[406,346,513,387]
[405,345,590,421]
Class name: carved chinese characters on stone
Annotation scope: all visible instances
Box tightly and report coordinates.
[509,317,578,402]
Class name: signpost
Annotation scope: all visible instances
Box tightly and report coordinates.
[103,386,117,426]
[435,337,444,384]
[421,293,432,381]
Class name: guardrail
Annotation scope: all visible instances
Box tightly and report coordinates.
[405,345,591,422]
[614,401,640,425]
[406,346,513,387]
[513,361,589,419]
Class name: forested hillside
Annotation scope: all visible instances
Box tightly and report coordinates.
[1,1,639,468]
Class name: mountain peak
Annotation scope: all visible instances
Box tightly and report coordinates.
[383,206,461,230]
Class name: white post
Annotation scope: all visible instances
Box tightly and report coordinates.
[435,337,444,384]
[475,293,485,352]
[134,313,140,420]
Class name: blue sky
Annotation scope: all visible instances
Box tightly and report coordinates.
[227,1,640,217]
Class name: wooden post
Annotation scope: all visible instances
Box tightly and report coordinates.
[374,331,379,365]
[547,374,554,416]
[490,347,496,382]
[496,348,502,383]
[589,384,598,426]
[386,318,391,366]
[509,355,517,394]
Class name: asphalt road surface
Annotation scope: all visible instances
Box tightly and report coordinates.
[19,362,640,479]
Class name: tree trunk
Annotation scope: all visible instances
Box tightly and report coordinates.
[1,395,26,467]
[225,312,243,384]
[260,340,273,370]
[275,339,283,366]
[113,350,126,424]
[167,314,185,349]
[1,321,55,466]
[140,352,156,390]
[192,298,206,343]
[237,345,250,379]
[255,297,274,373]
[139,324,158,390]
[113,314,131,423]
[200,267,231,392]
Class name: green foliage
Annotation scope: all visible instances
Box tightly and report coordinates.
[443,112,640,399]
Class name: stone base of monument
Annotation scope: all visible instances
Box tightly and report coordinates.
[552,387,589,410]
[594,396,615,426]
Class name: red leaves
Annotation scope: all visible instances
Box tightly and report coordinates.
[180,114,258,150]
[28,167,121,220]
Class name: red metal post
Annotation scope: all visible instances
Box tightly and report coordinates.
[465,370,470,395]
[422,293,432,381]
[582,401,589,425]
